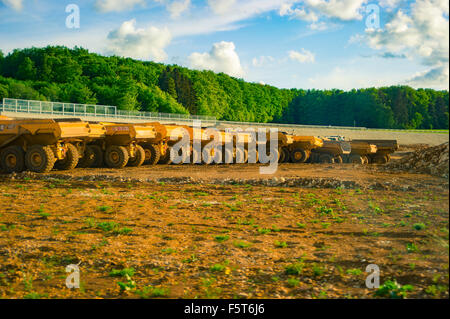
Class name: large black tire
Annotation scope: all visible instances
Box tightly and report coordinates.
[348,154,364,164]
[290,148,309,163]
[104,145,129,168]
[77,145,95,168]
[25,145,55,173]
[144,144,161,165]
[90,145,104,168]
[372,154,388,164]
[159,146,172,165]
[0,145,25,173]
[55,143,79,170]
[128,145,145,167]
[362,155,369,164]
[319,153,335,163]
[334,155,344,164]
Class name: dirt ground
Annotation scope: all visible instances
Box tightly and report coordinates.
[0,157,448,299]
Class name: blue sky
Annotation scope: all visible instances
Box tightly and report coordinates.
[0,0,448,90]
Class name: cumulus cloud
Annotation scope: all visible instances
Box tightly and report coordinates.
[106,19,172,62]
[1,0,23,10]
[95,0,145,12]
[166,0,191,18]
[208,0,236,14]
[280,0,368,29]
[289,49,315,63]
[361,0,449,88]
[188,41,244,77]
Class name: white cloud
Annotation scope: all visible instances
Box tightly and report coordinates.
[167,0,191,18]
[252,56,275,67]
[95,0,145,12]
[361,0,449,88]
[304,0,367,21]
[208,0,236,14]
[170,0,283,37]
[406,64,449,89]
[1,0,23,10]
[106,19,172,62]
[188,41,244,77]
[279,0,367,30]
[289,49,315,63]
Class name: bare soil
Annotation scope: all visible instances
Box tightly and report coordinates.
[0,159,448,299]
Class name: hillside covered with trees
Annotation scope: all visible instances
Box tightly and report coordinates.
[0,46,448,129]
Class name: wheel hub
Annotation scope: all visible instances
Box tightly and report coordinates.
[5,154,17,167]
[31,153,42,166]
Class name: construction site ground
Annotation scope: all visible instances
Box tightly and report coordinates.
[0,146,448,299]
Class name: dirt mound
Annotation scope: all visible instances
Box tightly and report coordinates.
[387,142,449,178]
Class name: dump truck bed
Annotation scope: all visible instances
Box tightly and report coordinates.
[350,141,378,155]
[1,119,90,147]
[352,139,399,152]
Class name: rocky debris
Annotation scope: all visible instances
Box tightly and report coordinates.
[0,170,431,191]
[387,142,449,178]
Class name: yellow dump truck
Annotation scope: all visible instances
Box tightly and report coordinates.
[87,123,158,168]
[310,139,352,163]
[278,133,324,163]
[0,118,91,173]
[347,141,378,164]
[351,139,399,163]
[77,122,107,168]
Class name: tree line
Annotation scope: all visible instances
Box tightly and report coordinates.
[0,46,448,129]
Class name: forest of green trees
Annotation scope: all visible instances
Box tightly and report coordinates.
[0,46,448,129]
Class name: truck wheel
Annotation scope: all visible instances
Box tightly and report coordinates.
[90,145,104,168]
[0,145,25,173]
[373,154,388,164]
[55,143,79,170]
[334,155,344,164]
[279,148,285,163]
[348,154,364,164]
[128,145,145,167]
[25,145,55,173]
[159,146,172,165]
[144,144,161,165]
[319,154,334,163]
[77,145,95,168]
[290,148,308,163]
[362,156,369,164]
[104,145,129,168]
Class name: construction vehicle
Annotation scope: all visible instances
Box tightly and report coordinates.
[86,123,159,168]
[347,141,378,164]
[77,122,107,168]
[351,139,399,163]
[0,118,91,173]
[310,139,352,163]
[278,133,324,163]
